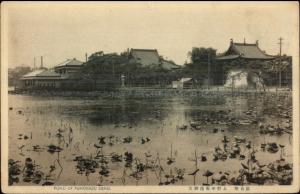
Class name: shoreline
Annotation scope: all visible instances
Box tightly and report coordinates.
[8,87,292,98]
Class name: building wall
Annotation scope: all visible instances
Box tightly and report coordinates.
[18,79,61,90]
[224,70,264,90]
[54,67,81,75]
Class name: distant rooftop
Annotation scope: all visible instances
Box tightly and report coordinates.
[55,58,84,68]
[129,49,160,67]
[161,60,181,69]
[129,48,180,69]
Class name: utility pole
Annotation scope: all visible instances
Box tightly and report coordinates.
[207,50,211,90]
[41,56,43,69]
[34,57,36,70]
[278,37,283,89]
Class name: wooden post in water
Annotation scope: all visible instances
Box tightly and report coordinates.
[170,143,173,159]
[194,149,198,168]
[194,149,197,185]
[278,37,283,89]
[231,77,234,96]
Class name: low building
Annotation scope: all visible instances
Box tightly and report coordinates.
[19,69,63,90]
[172,78,193,89]
[18,58,84,90]
[214,39,277,86]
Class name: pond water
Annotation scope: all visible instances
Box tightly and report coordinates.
[8,92,293,186]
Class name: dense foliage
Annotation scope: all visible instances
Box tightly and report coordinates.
[63,49,292,90]
[74,52,182,90]
[188,47,217,64]
[185,47,224,85]
[8,66,32,87]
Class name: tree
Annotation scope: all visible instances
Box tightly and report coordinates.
[120,48,130,58]
[88,51,104,61]
[8,66,32,87]
[188,47,216,64]
[269,56,292,87]
[79,50,183,89]
[80,52,129,90]
[184,47,218,85]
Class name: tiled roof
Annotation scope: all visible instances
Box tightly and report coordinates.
[217,42,275,60]
[37,70,61,77]
[130,49,160,67]
[21,69,62,80]
[216,55,240,60]
[55,58,84,68]
[232,43,274,59]
[130,49,180,70]
[22,70,45,78]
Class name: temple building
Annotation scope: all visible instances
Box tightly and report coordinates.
[216,39,275,61]
[129,49,180,70]
[213,39,278,86]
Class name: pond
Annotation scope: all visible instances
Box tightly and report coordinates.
[8,92,293,186]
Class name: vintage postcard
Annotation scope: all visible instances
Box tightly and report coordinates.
[1,1,299,193]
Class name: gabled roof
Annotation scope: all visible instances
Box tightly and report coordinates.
[217,41,275,60]
[55,58,84,68]
[232,43,274,59]
[130,49,160,67]
[129,48,180,70]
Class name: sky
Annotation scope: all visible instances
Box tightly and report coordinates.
[2,1,299,68]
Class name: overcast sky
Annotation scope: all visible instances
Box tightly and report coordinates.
[2,1,299,68]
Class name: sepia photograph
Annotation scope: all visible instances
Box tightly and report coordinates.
[1,1,299,193]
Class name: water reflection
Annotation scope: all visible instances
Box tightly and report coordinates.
[86,98,169,125]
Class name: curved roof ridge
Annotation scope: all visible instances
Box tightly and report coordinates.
[233,42,257,46]
[217,40,275,60]
[255,44,276,57]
